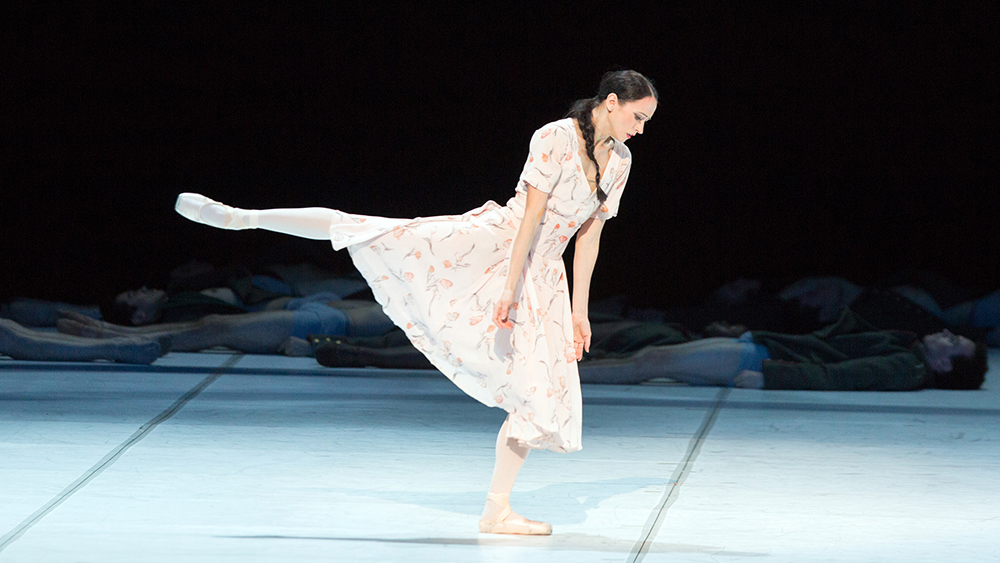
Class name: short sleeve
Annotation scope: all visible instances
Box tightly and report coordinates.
[591,150,631,220]
[519,125,571,194]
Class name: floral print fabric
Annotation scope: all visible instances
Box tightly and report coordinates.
[331,118,632,452]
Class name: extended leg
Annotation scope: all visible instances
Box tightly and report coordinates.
[175,193,337,240]
[478,415,552,535]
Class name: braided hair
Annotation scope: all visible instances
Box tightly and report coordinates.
[565,70,658,203]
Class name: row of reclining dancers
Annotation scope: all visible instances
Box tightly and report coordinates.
[175,70,659,535]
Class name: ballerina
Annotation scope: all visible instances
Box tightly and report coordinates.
[175,69,658,535]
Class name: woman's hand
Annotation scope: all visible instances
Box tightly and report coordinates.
[492,289,516,330]
[572,313,591,360]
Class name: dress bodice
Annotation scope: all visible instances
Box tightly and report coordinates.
[505,118,632,259]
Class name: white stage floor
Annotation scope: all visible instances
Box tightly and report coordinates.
[1,351,998,562]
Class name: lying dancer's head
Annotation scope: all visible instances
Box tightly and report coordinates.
[100,287,168,326]
[566,70,659,203]
[921,330,988,389]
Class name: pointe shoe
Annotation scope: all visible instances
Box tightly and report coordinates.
[175,193,258,230]
[478,493,552,535]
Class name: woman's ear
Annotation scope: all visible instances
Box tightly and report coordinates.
[605,93,619,111]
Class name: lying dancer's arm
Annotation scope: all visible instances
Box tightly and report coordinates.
[571,216,604,359]
[492,185,549,329]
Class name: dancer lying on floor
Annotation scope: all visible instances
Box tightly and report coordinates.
[698,274,1000,340]
[1,260,367,329]
[57,294,395,357]
[3,290,394,363]
[582,308,987,390]
[98,261,368,327]
[314,309,988,391]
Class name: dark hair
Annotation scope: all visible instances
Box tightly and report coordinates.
[565,70,658,203]
[931,341,988,390]
[98,292,138,326]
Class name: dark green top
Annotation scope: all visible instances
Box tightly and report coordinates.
[158,271,294,323]
[752,308,930,391]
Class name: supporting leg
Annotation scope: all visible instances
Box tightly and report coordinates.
[486,415,529,497]
[478,415,552,535]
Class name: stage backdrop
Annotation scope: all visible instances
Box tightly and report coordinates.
[4,3,997,309]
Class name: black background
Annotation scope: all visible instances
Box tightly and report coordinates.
[3,2,998,309]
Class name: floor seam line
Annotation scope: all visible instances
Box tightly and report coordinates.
[0,354,242,553]
[626,386,730,563]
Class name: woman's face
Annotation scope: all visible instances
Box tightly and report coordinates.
[923,329,976,372]
[606,95,657,143]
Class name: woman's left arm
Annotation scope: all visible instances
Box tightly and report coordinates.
[571,216,605,360]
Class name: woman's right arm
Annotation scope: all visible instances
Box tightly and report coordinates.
[492,185,549,329]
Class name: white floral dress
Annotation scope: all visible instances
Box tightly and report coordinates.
[328,118,632,452]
